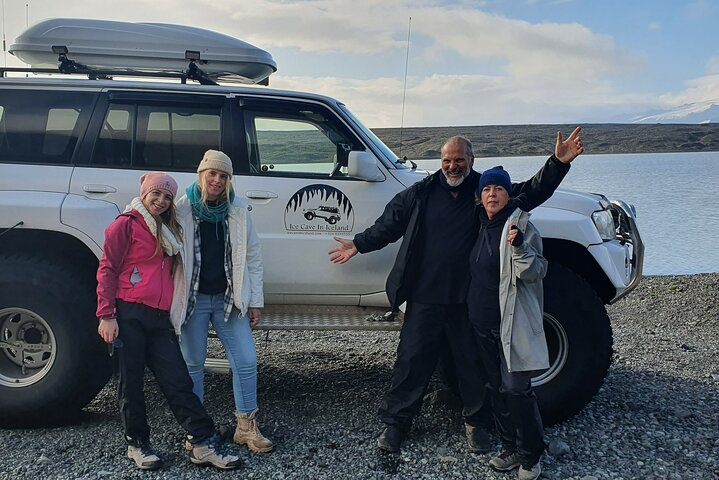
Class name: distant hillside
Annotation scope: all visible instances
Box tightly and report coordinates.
[372,123,719,159]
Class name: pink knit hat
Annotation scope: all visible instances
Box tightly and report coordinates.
[139,172,178,199]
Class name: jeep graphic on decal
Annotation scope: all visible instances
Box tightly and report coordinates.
[304,205,341,224]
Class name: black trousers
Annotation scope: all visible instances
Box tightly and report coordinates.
[378,302,487,431]
[474,327,544,463]
[116,300,216,446]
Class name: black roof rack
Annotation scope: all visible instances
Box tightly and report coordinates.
[0,51,236,86]
[1,63,218,85]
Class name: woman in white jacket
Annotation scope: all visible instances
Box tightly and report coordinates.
[467,166,548,480]
[175,150,272,453]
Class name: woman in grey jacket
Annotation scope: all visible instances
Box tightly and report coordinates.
[467,166,548,480]
[174,150,272,453]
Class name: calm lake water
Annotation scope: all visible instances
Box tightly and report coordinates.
[415,151,719,276]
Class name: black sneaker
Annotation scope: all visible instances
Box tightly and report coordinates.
[465,423,491,453]
[127,445,162,470]
[377,425,406,453]
[489,450,522,471]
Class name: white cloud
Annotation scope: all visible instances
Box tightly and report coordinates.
[4,0,672,126]
[658,75,719,107]
[417,8,635,80]
[707,56,719,74]
[271,75,405,127]
[214,0,641,125]
[272,71,649,127]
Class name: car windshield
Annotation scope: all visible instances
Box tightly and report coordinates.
[337,103,406,169]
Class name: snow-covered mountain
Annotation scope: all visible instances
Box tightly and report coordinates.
[630,101,719,124]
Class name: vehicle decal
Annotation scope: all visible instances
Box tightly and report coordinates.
[284,184,354,234]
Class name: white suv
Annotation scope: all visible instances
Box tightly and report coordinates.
[0,19,642,428]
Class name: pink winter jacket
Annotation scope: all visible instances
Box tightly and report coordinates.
[96,210,174,319]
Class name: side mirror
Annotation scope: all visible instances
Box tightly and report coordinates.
[347,151,385,182]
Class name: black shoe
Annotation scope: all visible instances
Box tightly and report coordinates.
[377,426,405,453]
[465,423,492,453]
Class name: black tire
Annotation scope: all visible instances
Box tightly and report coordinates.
[436,263,612,426]
[533,263,613,425]
[0,254,111,427]
[304,212,315,221]
[327,216,338,225]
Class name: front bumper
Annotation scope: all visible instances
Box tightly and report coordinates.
[608,199,644,302]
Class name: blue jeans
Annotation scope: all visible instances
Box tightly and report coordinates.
[180,293,258,414]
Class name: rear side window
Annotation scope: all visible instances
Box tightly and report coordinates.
[0,90,94,165]
[90,101,222,171]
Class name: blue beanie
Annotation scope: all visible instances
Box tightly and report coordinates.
[479,166,512,194]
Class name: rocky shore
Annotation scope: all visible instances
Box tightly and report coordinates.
[373,123,719,159]
[0,274,717,480]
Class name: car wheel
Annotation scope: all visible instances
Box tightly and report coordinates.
[533,263,613,425]
[0,254,111,427]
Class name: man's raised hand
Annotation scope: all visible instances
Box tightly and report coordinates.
[555,126,584,164]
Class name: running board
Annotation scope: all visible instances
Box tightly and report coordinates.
[205,358,232,374]
[203,306,402,374]
[253,305,403,331]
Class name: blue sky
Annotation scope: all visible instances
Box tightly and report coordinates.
[2,0,717,128]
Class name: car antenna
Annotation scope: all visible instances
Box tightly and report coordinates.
[24,3,28,75]
[1,0,6,66]
[397,16,411,165]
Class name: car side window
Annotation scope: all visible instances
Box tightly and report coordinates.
[90,101,222,171]
[0,90,94,165]
[242,102,362,177]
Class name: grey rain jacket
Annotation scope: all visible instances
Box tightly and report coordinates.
[499,208,549,372]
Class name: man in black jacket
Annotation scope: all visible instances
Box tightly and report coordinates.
[329,128,584,453]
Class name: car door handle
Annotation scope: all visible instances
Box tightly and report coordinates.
[245,190,278,199]
[83,184,118,193]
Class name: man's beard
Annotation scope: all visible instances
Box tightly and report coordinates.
[442,167,469,187]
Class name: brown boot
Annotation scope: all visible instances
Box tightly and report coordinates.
[233,409,273,453]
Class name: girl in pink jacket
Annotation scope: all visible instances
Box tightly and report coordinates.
[96,172,240,471]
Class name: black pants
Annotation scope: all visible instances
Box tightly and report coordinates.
[474,327,544,463]
[116,300,216,446]
[378,302,487,431]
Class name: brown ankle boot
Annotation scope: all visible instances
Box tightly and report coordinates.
[233,409,273,453]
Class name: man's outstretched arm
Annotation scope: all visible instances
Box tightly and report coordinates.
[512,126,584,211]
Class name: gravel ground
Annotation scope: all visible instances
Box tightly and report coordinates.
[1,274,718,480]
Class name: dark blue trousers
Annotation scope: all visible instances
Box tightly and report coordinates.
[474,327,545,463]
[379,302,488,431]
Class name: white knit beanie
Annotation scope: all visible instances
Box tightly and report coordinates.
[197,149,233,177]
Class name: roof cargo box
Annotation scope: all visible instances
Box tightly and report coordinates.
[9,18,277,84]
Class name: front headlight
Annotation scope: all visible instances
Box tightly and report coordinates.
[591,209,616,241]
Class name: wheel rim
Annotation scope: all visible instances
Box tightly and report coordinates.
[531,312,568,388]
[0,308,56,387]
